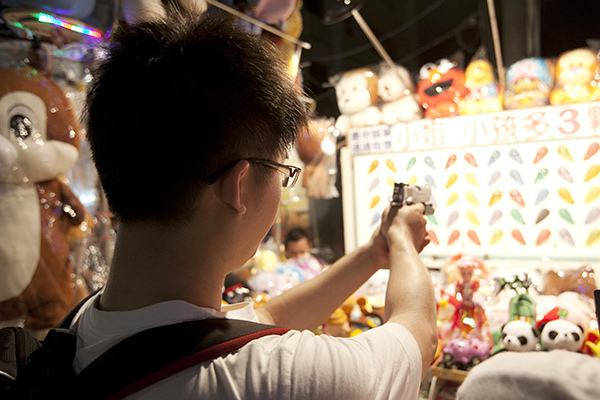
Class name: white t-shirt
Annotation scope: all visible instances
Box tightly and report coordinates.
[70,292,422,399]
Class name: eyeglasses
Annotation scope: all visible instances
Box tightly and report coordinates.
[205,158,302,189]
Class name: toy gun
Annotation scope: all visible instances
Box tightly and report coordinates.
[391,183,434,215]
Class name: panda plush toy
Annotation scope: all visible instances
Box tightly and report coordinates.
[500,320,539,352]
[538,307,585,352]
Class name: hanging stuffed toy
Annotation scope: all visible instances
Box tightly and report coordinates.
[377,62,422,124]
[416,58,467,119]
[550,47,600,105]
[458,59,503,115]
[504,57,554,110]
[333,67,381,135]
[0,65,86,331]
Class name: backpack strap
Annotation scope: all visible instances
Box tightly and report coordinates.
[73,318,290,400]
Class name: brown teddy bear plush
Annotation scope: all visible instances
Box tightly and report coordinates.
[0,66,87,332]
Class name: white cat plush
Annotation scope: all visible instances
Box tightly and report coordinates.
[334,67,381,135]
[378,64,422,124]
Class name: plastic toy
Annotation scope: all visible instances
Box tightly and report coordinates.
[377,63,422,124]
[416,58,467,119]
[543,265,597,299]
[538,307,584,352]
[333,67,381,135]
[438,336,491,370]
[0,66,86,330]
[504,57,554,109]
[550,47,600,105]
[458,59,503,115]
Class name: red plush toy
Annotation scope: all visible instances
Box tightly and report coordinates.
[417,58,467,119]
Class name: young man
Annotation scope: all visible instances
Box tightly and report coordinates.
[73,8,437,399]
[283,227,315,260]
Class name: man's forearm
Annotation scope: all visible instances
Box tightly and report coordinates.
[256,243,385,330]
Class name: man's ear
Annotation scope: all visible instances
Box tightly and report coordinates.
[217,160,250,214]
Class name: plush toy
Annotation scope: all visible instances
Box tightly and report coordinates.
[416,58,467,119]
[538,307,585,352]
[458,59,503,115]
[323,308,351,337]
[333,67,381,135]
[498,320,539,352]
[550,48,600,105]
[504,57,554,109]
[0,66,86,331]
[377,63,422,124]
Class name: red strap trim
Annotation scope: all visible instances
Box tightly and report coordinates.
[106,327,290,400]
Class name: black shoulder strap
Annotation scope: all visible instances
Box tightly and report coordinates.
[73,318,290,400]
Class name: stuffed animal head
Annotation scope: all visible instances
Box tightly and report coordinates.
[0,67,82,184]
[501,320,539,352]
[334,67,379,115]
[506,57,553,96]
[465,59,496,88]
[554,48,599,86]
[377,64,414,102]
[416,58,466,116]
[538,307,584,352]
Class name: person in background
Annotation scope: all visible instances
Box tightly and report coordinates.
[283,227,316,260]
[71,5,437,399]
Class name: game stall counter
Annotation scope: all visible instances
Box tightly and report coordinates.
[338,100,600,398]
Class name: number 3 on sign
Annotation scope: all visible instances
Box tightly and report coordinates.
[559,109,580,134]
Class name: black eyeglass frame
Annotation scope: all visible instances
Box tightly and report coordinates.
[204,158,302,188]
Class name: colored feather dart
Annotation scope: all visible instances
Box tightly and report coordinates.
[489,210,502,225]
[511,229,526,245]
[386,158,397,172]
[424,155,436,170]
[558,188,574,204]
[368,177,379,192]
[533,146,548,164]
[448,229,460,245]
[557,145,573,162]
[490,229,503,245]
[535,209,550,224]
[386,177,395,187]
[408,175,418,185]
[558,208,574,224]
[585,207,600,224]
[510,189,525,207]
[425,175,436,188]
[535,189,549,205]
[489,190,502,206]
[369,160,379,173]
[465,172,478,187]
[510,170,524,185]
[466,210,480,226]
[536,229,551,246]
[447,192,459,206]
[488,170,501,186]
[584,142,599,161]
[406,156,416,171]
[464,152,478,167]
[585,186,600,204]
[370,195,381,209]
[559,228,575,247]
[445,154,457,169]
[446,173,458,188]
[426,214,439,226]
[509,149,523,164]
[534,168,549,184]
[466,192,479,206]
[511,209,525,225]
[586,229,600,246]
[427,230,439,245]
[467,230,481,245]
[584,164,599,182]
[557,166,574,183]
[488,150,500,166]
[447,210,459,227]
